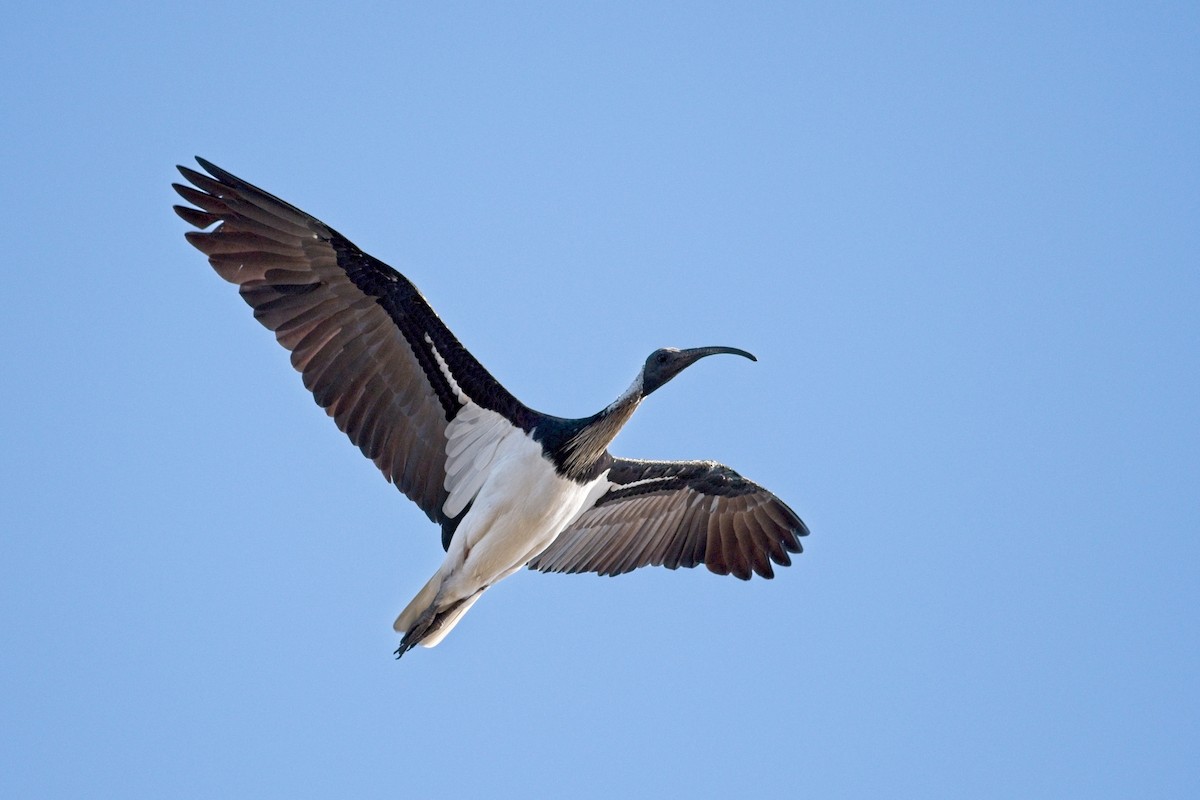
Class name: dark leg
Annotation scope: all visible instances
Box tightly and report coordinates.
[393,596,469,660]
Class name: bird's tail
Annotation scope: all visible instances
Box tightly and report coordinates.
[419,593,483,647]
[393,575,485,657]
[394,573,442,636]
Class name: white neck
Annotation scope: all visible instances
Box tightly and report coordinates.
[605,371,644,414]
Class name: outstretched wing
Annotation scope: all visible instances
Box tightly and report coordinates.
[530,458,807,580]
[174,158,538,539]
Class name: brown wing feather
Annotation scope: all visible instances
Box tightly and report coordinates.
[530,458,808,580]
[174,160,457,524]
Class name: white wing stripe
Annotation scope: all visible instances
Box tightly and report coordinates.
[609,475,676,494]
[425,335,467,404]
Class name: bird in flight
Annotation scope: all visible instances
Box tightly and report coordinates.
[174,158,808,657]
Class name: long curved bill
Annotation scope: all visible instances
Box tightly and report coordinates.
[679,346,758,363]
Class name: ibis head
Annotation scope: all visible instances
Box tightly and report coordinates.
[640,346,757,397]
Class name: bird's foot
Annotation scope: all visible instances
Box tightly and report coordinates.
[393,603,440,660]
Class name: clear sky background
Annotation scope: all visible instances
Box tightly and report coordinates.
[2,2,1197,797]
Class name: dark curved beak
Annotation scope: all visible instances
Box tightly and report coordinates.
[679,346,758,364]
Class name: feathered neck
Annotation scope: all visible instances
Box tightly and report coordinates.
[557,373,644,481]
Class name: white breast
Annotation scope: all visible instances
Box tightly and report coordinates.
[438,430,600,605]
[419,334,607,629]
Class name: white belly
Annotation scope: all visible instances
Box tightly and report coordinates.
[394,353,608,649]
[437,431,597,604]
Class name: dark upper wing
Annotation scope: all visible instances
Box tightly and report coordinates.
[529,458,808,580]
[173,158,537,531]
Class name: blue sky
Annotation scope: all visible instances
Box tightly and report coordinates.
[2,2,1197,797]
